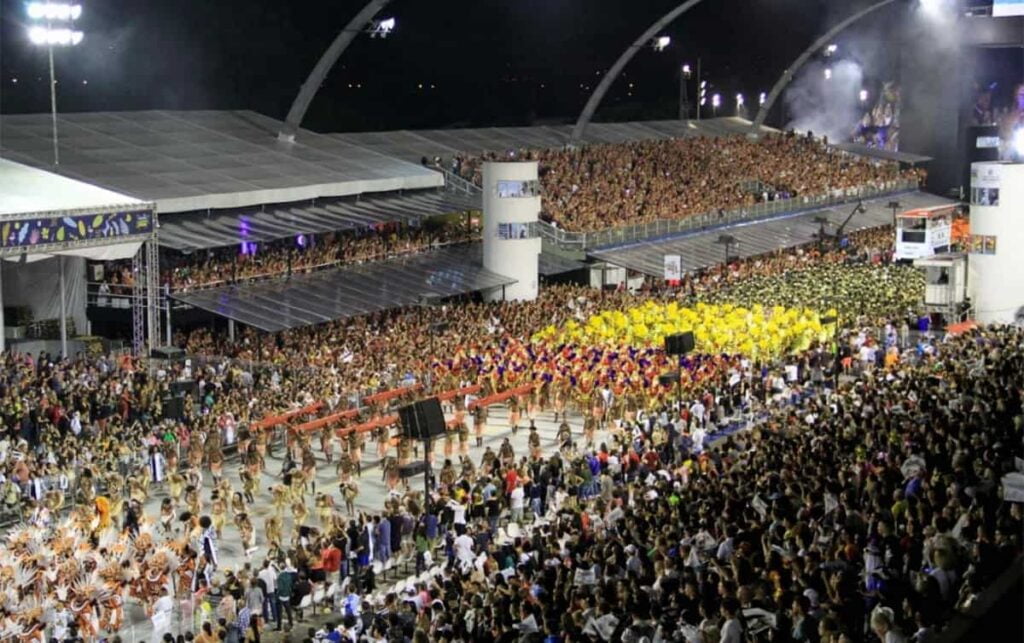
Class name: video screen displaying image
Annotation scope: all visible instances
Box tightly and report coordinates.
[993,0,1024,17]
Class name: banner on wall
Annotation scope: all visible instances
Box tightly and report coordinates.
[0,209,153,250]
[970,163,1002,189]
[664,255,682,282]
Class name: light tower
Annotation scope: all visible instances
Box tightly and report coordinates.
[26,1,84,166]
[481,162,542,302]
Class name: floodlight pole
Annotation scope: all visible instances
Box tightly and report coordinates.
[277,0,394,143]
[696,58,702,122]
[47,40,59,165]
[678,66,689,120]
[570,0,708,145]
[751,0,899,133]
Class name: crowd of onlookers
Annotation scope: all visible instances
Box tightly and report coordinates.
[453,132,925,232]
[82,321,1022,643]
[90,222,478,296]
[5,218,1021,642]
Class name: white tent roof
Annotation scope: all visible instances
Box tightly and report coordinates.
[0,110,443,214]
[0,157,143,217]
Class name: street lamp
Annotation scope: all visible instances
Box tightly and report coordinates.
[825,43,838,56]
[824,67,833,80]
[653,35,671,52]
[736,93,745,112]
[25,2,83,166]
[860,89,869,103]
[679,62,694,120]
[711,93,721,116]
[759,92,767,106]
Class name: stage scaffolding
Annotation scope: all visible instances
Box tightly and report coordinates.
[0,203,160,357]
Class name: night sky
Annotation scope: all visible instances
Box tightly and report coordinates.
[0,0,906,132]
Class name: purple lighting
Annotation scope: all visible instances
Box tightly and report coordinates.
[238,216,256,256]
[296,234,307,248]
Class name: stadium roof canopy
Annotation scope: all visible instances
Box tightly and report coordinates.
[170,245,515,332]
[158,190,480,252]
[0,110,442,214]
[455,242,584,278]
[589,190,955,278]
[0,157,143,217]
[332,117,777,164]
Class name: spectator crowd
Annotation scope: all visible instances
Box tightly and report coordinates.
[455,133,924,232]
[92,221,478,297]
[0,220,1018,643]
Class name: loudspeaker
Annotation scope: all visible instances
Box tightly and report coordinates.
[664,332,695,356]
[162,396,185,421]
[170,380,200,399]
[398,398,446,440]
[658,372,680,387]
[151,346,186,360]
[399,461,428,479]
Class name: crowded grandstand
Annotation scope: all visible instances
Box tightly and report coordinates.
[454,133,925,232]
[0,130,1018,643]
[0,48,1016,643]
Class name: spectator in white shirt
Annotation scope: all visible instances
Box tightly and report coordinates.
[454,531,475,568]
[509,481,526,524]
[719,597,743,643]
[258,559,279,624]
[448,497,468,535]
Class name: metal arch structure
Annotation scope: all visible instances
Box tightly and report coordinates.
[570,0,708,145]
[752,0,900,133]
[277,0,394,143]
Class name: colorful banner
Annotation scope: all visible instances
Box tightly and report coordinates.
[0,209,153,249]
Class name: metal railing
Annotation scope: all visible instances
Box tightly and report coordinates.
[437,166,483,197]
[739,178,777,196]
[536,178,921,252]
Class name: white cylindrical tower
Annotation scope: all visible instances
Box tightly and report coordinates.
[967,161,1024,324]
[482,161,542,301]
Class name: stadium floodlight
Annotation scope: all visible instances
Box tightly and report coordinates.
[712,93,720,107]
[653,35,671,52]
[824,67,833,80]
[759,92,767,106]
[370,17,396,38]
[825,43,838,56]
[29,27,83,46]
[27,2,82,21]
[26,1,83,166]
[736,93,744,108]
[682,63,692,78]
[860,89,869,103]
